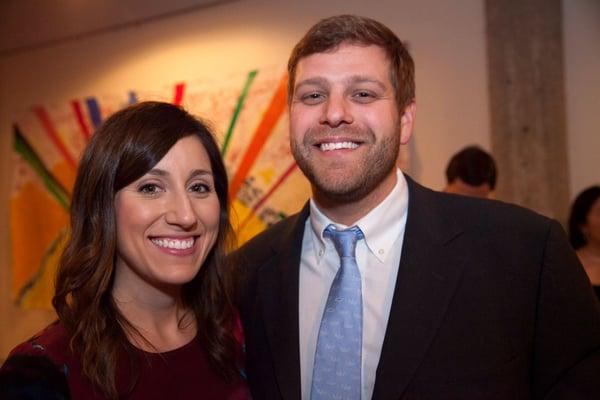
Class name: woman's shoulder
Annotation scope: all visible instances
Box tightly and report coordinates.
[1,323,74,399]
[7,321,73,365]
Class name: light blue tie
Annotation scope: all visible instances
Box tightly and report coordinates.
[311,224,364,400]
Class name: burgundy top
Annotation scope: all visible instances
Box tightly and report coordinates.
[4,322,250,400]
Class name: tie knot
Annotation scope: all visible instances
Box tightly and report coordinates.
[323,224,364,258]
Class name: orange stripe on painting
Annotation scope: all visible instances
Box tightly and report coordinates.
[33,106,77,169]
[173,83,185,105]
[229,74,288,199]
[70,100,91,141]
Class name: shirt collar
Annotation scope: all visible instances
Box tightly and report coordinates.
[309,169,409,263]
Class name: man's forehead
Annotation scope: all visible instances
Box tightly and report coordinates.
[294,44,390,82]
[297,42,388,63]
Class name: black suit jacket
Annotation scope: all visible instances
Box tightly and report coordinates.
[236,176,600,399]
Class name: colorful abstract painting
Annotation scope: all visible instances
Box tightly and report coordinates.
[10,67,311,309]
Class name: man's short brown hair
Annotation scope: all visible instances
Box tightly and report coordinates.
[287,14,415,110]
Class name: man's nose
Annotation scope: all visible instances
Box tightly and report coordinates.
[319,93,354,127]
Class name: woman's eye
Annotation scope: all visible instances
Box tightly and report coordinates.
[190,183,211,193]
[139,183,162,194]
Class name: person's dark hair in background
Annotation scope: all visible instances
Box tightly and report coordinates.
[0,355,70,400]
[445,145,497,198]
[568,185,600,300]
[569,185,600,249]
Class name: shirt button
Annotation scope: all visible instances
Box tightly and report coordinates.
[378,249,384,255]
[318,249,324,256]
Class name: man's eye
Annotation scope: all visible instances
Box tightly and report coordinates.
[300,92,325,104]
[353,91,376,102]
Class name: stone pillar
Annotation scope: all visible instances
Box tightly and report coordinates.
[485,0,570,221]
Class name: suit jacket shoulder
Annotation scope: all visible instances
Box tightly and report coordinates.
[6,322,72,366]
[405,175,557,256]
[232,203,309,276]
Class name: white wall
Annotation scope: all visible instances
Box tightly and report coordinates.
[0,0,490,186]
[0,0,597,358]
[564,0,600,200]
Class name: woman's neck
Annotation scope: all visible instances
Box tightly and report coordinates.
[112,283,196,353]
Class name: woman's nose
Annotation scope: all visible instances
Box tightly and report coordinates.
[164,192,197,229]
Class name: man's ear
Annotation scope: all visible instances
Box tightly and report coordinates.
[399,101,416,145]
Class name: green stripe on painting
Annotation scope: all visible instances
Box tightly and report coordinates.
[221,69,258,156]
[16,229,67,307]
[13,125,71,210]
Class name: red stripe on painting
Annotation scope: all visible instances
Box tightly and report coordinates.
[252,162,297,214]
[239,161,298,230]
[229,74,288,199]
[173,83,185,105]
[70,100,91,141]
[33,106,77,169]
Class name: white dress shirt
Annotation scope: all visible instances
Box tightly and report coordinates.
[299,169,409,400]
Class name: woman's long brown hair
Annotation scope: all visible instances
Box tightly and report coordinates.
[52,102,238,399]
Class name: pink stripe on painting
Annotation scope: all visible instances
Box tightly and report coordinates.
[71,100,91,141]
[33,106,77,169]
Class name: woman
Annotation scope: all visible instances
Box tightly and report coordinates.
[569,185,600,300]
[2,102,249,399]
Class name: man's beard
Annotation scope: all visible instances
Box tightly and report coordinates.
[291,124,400,205]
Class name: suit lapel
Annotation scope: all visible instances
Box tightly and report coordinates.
[257,204,309,400]
[372,177,469,400]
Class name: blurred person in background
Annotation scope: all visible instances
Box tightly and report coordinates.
[444,145,497,199]
[569,185,600,300]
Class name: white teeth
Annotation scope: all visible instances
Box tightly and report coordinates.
[151,238,194,250]
[319,141,359,151]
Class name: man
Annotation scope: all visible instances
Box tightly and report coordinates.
[236,15,600,400]
[444,145,497,199]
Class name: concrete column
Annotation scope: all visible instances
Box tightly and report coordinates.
[485,0,570,221]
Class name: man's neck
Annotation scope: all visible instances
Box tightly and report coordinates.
[312,170,398,226]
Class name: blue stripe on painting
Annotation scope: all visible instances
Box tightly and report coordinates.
[85,97,102,129]
[128,91,138,105]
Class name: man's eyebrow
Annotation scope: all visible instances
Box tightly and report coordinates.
[294,75,387,92]
[294,77,330,91]
[345,75,387,90]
